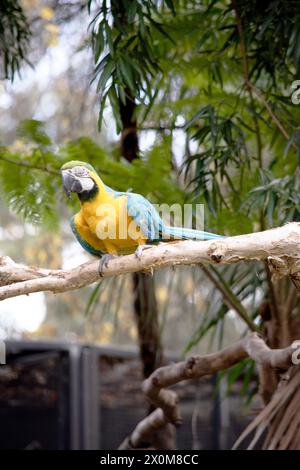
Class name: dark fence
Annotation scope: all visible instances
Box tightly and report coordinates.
[0,340,253,449]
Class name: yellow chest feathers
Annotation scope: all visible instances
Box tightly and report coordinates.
[77,193,147,254]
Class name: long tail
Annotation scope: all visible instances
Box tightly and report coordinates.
[163,226,223,241]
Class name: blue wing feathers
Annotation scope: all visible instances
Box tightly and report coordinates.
[124,192,222,242]
[126,192,164,240]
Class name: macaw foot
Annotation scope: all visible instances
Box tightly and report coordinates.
[98,254,118,277]
[134,244,153,260]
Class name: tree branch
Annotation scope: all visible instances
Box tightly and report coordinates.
[0,155,59,176]
[2,223,300,300]
[119,408,169,450]
[143,333,295,425]
[121,333,298,449]
[247,83,297,150]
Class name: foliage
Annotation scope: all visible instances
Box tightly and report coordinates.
[3,0,300,234]
[0,0,31,80]
[0,120,184,228]
[89,0,175,130]
[88,0,300,233]
[243,168,300,226]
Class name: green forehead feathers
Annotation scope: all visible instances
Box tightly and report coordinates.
[61,161,96,172]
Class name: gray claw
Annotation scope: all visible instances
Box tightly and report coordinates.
[98,254,118,276]
[134,244,153,260]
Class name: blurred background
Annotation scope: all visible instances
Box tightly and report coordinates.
[0,0,245,349]
[1,0,300,450]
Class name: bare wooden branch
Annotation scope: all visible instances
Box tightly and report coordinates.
[2,223,300,301]
[119,408,170,450]
[142,333,295,425]
[124,333,298,448]
[0,255,61,287]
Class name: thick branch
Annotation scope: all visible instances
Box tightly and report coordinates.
[142,333,295,425]
[124,333,297,448]
[119,408,169,449]
[2,223,300,300]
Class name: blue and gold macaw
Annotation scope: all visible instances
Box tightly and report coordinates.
[61,161,222,272]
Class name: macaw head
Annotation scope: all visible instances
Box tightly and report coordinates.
[60,160,99,200]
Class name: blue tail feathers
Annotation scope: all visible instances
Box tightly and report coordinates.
[164,226,223,241]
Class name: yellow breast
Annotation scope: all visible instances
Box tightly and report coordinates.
[79,192,147,255]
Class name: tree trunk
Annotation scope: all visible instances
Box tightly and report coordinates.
[119,93,163,379]
[132,272,163,378]
[119,96,139,163]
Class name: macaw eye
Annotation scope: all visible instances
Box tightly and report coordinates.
[73,166,89,177]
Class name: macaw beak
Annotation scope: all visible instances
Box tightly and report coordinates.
[61,170,84,197]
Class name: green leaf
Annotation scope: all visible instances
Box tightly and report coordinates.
[184,106,212,130]
[96,59,115,94]
[104,22,114,56]
[118,57,135,91]
[98,93,107,131]
[85,282,103,317]
[93,26,105,63]
[108,86,123,132]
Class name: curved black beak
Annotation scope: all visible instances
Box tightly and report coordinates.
[61,171,83,197]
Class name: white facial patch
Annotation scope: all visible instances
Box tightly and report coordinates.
[79,177,95,192]
[71,166,95,192]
